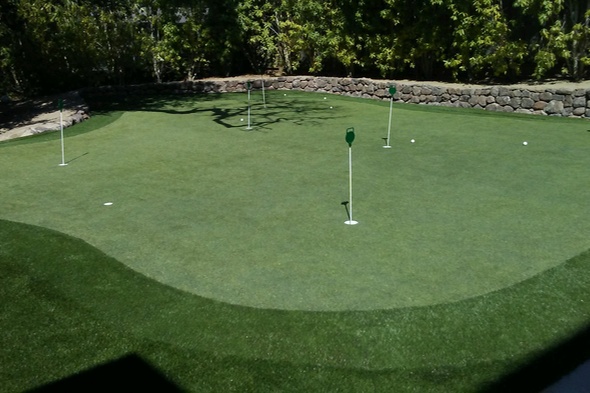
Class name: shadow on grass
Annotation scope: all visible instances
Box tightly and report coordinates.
[0,91,86,132]
[29,353,183,392]
[84,92,340,132]
[1,91,329,146]
[66,152,89,164]
[82,92,220,113]
[482,324,590,392]
[0,111,125,147]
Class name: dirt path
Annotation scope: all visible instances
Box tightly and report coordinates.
[0,91,88,142]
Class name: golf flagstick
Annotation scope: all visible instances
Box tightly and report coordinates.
[58,99,67,166]
[246,81,252,130]
[383,86,396,148]
[345,127,358,225]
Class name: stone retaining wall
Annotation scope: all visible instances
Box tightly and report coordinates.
[84,76,590,119]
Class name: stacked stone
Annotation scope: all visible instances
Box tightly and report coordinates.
[386,84,589,118]
[256,77,590,118]
[83,76,590,119]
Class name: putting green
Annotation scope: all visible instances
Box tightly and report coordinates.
[1,91,589,311]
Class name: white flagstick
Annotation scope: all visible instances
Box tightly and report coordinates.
[384,97,393,148]
[58,99,67,166]
[384,86,396,148]
[345,127,358,225]
[347,146,356,223]
[246,81,252,130]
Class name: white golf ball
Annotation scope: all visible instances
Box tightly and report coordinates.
[330,106,333,109]
[523,141,528,145]
[284,93,287,96]
[240,118,244,122]
[411,139,415,143]
[324,97,327,100]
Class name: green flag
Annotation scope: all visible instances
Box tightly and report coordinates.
[345,127,355,147]
[58,99,63,111]
[389,86,397,95]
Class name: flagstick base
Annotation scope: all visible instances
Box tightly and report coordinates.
[59,163,68,167]
[383,145,391,148]
[344,220,358,225]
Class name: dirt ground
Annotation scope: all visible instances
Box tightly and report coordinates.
[2,78,590,142]
[0,90,88,142]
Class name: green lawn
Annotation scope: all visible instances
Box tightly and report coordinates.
[1,90,590,391]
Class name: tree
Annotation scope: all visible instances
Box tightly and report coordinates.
[447,0,528,81]
[0,0,23,95]
[516,0,590,80]
[3,0,147,94]
[372,0,452,80]
[237,0,292,74]
[2,0,589,97]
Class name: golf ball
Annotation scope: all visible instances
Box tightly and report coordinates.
[240,118,244,121]
[284,93,287,96]
[523,141,528,145]
[324,97,327,100]
[330,106,333,109]
[411,139,415,143]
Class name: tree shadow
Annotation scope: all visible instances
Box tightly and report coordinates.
[482,323,590,392]
[84,92,340,132]
[28,353,183,392]
[83,92,224,115]
[0,91,86,131]
[208,102,295,130]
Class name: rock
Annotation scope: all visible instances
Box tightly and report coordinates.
[544,100,565,115]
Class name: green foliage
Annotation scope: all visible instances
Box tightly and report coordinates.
[236,0,335,74]
[372,0,451,79]
[0,0,589,96]
[444,0,528,81]
[516,0,590,80]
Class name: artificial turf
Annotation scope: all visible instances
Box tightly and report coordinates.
[1,90,590,391]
